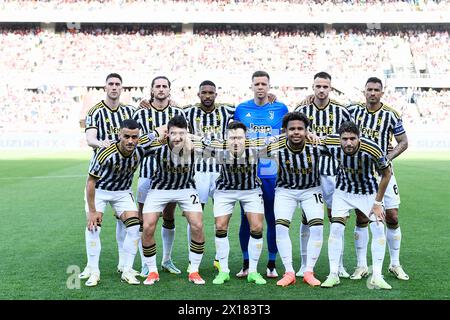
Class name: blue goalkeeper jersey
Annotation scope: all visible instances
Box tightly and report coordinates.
[234,99,288,178]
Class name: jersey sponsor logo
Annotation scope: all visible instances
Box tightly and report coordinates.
[107,126,121,135]
[248,123,272,134]
[311,124,334,135]
[201,125,222,134]
[359,126,380,140]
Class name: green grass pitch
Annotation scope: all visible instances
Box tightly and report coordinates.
[1,150,449,300]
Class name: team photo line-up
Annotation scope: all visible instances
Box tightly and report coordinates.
[80,70,409,290]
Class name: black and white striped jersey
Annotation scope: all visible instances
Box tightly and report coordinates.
[88,132,158,191]
[322,134,391,195]
[184,103,235,172]
[295,100,352,176]
[85,100,135,143]
[266,137,321,190]
[205,139,267,190]
[347,102,405,155]
[132,105,186,178]
[146,141,204,190]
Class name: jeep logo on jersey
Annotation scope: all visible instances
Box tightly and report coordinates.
[248,123,272,134]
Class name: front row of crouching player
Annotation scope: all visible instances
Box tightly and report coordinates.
[80,112,394,290]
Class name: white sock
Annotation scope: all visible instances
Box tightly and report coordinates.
[138,233,145,269]
[354,225,369,268]
[142,244,157,273]
[85,227,101,272]
[306,225,323,272]
[300,223,310,269]
[143,255,157,273]
[116,219,125,268]
[215,234,230,273]
[328,223,344,275]
[248,234,263,273]
[122,225,140,272]
[214,225,219,261]
[370,222,386,278]
[386,226,401,266]
[276,224,294,273]
[186,224,191,255]
[161,225,175,263]
[189,240,204,273]
[339,233,345,269]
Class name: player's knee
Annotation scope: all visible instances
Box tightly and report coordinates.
[250,229,263,239]
[142,221,156,237]
[250,223,263,234]
[215,220,228,232]
[215,229,227,238]
[356,213,369,225]
[162,218,175,230]
[189,220,204,236]
[385,209,399,227]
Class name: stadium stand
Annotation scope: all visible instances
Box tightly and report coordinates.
[0,1,448,149]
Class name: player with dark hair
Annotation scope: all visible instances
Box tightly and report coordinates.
[234,70,289,279]
[133,75,186,277]
[320,121,393,290]
[294,71,352,278]
[273,112,324,287]
[347,77,409,281]
[82,73,138,278]
[81,119,164,286]
[183,80,235,271]
[141,115,206,286]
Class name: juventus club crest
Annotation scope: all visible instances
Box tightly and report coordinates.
[269,111,275,120]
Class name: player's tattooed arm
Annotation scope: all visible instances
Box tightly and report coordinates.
[387,133,408,161]
[371,165,392,225]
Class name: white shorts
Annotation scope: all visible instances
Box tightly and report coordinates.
[85,189,137,218]
[194,171,220,204]
[383,174,400,209]
[137,177,152,204]
[331,189,380,222]
[213,189,264,217]
[320,175,336,208]
[274,186,324,222]
[143,188,202,214]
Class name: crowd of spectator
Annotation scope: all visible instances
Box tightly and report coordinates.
[1,84,448,136]
[1,24,448,78]
[1,0,448,13]
[0,22,448,137]
[0,86,81,133]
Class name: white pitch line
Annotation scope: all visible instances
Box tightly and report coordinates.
[0,174,86,180]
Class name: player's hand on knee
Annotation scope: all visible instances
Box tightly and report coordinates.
[370,204,385,225]
[87,211,101,231]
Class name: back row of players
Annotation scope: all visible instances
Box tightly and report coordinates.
[79,70,409,290]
